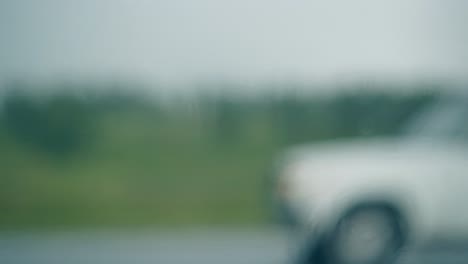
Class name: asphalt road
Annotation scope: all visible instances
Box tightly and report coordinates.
[0,229,467,264]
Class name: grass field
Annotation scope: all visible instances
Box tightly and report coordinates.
[0,107,278,228]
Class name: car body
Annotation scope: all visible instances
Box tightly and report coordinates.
[271,91,468,263]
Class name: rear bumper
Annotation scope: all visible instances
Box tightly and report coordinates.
[265,162,302,228]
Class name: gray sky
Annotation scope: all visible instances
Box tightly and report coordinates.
[0,0,467,88]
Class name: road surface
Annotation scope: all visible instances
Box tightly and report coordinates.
[0,229,467,264]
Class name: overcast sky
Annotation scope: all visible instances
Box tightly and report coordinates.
[0,0,467,88]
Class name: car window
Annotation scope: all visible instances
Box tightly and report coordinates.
[451,106,468,140]
[404,99,466,140]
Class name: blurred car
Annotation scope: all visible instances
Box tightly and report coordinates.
[271,91,468,264]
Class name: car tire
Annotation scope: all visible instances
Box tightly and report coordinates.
[325,203,406,264]
[295,203,406,264]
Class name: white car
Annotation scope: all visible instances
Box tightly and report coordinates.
[271,91,468,264]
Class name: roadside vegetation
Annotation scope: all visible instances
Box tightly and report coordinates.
[0,81,440,229]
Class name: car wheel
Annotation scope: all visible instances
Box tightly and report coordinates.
[325,204,405,264]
